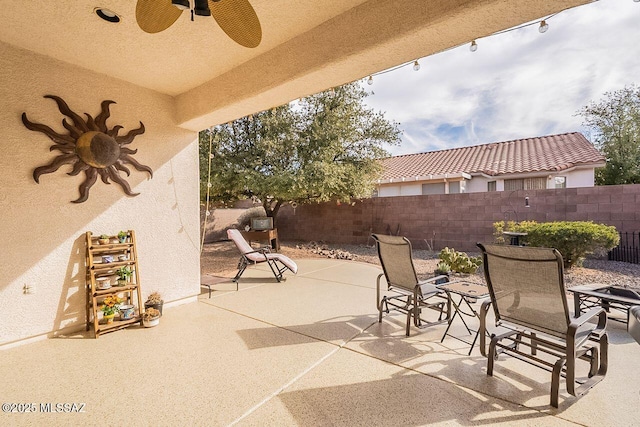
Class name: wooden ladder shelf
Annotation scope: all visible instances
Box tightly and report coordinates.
[85,230,143,337]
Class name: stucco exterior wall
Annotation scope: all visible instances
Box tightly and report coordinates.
[0,42,201,346]
[378,168,598,196]
[564,168,595,188]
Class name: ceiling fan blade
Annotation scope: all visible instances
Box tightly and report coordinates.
[136,0,183,34]
[209,0,262,48]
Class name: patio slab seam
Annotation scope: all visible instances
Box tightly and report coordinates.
[200,299,579,425]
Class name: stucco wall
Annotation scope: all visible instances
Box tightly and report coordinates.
[0,42,201,346]
[565,168,595,188]
[278,185,640,252]
[379,169,597,196]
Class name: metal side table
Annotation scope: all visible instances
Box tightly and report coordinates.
[438,281,490,355]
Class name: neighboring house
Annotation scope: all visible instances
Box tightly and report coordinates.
[376,132,605,197]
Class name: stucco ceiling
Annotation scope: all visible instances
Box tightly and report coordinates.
[0,0,591,130]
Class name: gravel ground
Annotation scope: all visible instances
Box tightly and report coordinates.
[201,240,640,290]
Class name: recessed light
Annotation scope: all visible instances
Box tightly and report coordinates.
[95,8,120,23]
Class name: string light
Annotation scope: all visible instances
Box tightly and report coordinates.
[538,20,549,33]
[355,6,578,97]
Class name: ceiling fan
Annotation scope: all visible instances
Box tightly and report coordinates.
[136,0,262,48]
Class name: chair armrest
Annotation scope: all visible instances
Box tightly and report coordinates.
[479,298,492,357]
[568,306,607,346]
[244,248,269,256]
[572,306,606,328]
[243,248,270,262]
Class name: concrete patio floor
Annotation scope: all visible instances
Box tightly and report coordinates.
[1,259,639,426]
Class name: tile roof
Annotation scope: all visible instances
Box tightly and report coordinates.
[380,132,605,181]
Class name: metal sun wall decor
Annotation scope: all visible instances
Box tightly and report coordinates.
[22,95,153,203]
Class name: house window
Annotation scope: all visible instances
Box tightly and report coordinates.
[449,181,460,194]
[555,176,566,189]
[504,177,546,191]
[422,183,445,195]
[487,181,496,192]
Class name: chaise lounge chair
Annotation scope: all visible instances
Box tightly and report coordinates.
[477,243,608,408]
[372,234,450,336]
[227,229,298,288]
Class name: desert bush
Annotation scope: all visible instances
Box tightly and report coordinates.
[493,220,619,268]
[438,247,482,274]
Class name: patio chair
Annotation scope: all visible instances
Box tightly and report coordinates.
[629,306,640,345]
[227,229,298,288]
[477,243,608,408]
[372,234,450,336]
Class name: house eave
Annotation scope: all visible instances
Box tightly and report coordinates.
[377,172,471,185]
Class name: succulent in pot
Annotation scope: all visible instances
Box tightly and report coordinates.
[142,307,160,327]
[98,234,110,245]
[117,230,128,243]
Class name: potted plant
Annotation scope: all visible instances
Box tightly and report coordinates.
[144,292,163,316]
[142,308,160,327]
[98,234,110,245]
[117,230,128,243]
[101,295,121,324]
[116,266,132,286]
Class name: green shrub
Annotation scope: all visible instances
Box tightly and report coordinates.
[493,220,619,268]
[438,247,482,274]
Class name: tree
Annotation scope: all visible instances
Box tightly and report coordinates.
[199,83,401,223]
[578,85,640,185]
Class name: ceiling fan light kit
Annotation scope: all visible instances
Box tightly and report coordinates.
[136,0,262,48]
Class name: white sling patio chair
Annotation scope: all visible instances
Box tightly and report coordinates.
[227,229,298,288]
[477,243,608,408]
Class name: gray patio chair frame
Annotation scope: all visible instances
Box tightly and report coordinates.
[477,243,608,408]
[372,234,450,336]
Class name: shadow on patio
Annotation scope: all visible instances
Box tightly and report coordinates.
[1,259,637,426]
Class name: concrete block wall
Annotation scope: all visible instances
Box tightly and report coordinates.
[277,184,640,252]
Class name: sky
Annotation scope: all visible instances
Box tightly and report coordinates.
[362,0,640,156]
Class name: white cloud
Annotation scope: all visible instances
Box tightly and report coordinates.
[364,0,640,156]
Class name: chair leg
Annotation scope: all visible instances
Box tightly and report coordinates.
[378,296,386,323]
[406,295,413,337]
[267,259,282,282]
[487,336,498,376]
[233,257,248,282]
[551,356,567,408]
